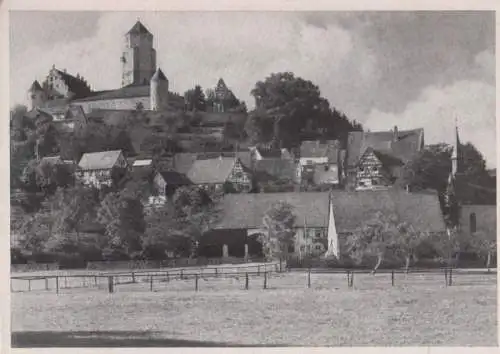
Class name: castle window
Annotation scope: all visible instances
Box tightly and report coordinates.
[470,212,477,233]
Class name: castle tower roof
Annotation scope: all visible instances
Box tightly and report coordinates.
[151,68,168,82]
[127,20,152,36]
[29,80,43,92]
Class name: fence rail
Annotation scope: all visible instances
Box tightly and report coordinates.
[10,265,496,294]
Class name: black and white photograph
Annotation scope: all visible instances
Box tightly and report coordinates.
[7,7,498,348]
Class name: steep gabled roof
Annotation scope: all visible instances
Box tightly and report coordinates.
[73,85,150,102]
[186,157,238,184]
[359,147,404,168]
[215,190,446,234]
[347,128,424,167]
[127,21,152,36]
[54,69,92,99]
[78,150,123,170]
[157,170,192,186]
[254,159,297,181]
[300,140,341,163]
[329,190,445,233]
[151,68,167,82]
[29,80,43,92]
[216,192,331,229]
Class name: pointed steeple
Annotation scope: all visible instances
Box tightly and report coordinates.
[127,20,152,35]
[29,80,43,92]
[151,68,167,82]
[451,118,461,176]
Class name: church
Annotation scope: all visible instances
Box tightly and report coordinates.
[26,20,234,119]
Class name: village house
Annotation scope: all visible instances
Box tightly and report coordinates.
[186,156,253,193]
[299,140,346,187]
[152,170,192,198]
[346,126,424,190]
[207,189,446,260]
[76,150,128,188]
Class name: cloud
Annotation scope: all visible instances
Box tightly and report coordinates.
[10,12,378,120]
[10,12,496,168]
[365,78,496,168]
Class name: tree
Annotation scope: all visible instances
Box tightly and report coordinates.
[470,229,496,270]
[250,72,360,148]
[398,143,452,193]
[97,191,146,257]
[172,186,222,257]
[346,212,399,274]
[455,142,495,205]
[143,203,191,258]
[393,222,429,272]
[10,105,31,142]
[184,85,207,112]
[244,108,275,146]
[261,201,296,261]
[431,227,463,267]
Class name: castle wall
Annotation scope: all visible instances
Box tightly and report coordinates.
[73,96,150,114]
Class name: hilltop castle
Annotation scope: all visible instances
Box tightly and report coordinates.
[27,20,237,119]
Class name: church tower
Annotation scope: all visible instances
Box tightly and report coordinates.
[150,68,169,111]
[28,80,47,110]
[451,120,461,177]
[121,20,157,87]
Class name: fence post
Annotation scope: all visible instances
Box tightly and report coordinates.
[195,274,199,291]
[263,272,267,289]
[346,271,350,288]
[28,279,31,292]
[132,272,136,283]
[150,275,153,292]
[444,268,448,286]
[108,276,114,293]
[245,272,249,290]
[279,259,282,273]
[308,268,311,288]
[45,277,49,291]
[391,270,395,287]
[56,276,59,294]
[181,269,184,280]
[448,268,453,286]
[215,268,218,278]
[257,265,260,276]
[350,272,354,288]
[94,276,98,286]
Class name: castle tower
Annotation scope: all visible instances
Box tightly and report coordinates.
[121,20,157,87]
[150,68,169,111]
[28,80,46,110]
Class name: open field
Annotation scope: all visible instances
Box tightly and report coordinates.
[11,272,497,347]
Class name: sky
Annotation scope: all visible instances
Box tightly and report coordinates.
[9,11,496,168]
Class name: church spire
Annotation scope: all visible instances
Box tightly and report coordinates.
[451,118,460,177]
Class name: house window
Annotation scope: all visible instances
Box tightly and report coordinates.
[315,244,322,251]
[372,179,379,185]
[324,165,329,172]
[288,244,295,253]
[359,166,364,172]
[373,167,378,172]
[315,229,322,238]
[470,213,477,233]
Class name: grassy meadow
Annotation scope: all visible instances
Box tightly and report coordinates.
[11,271,497,347]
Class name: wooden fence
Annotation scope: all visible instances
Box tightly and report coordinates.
[11,265,496,294]
[11,262,281,294]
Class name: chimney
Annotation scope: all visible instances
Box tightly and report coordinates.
[393,126,399,141]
